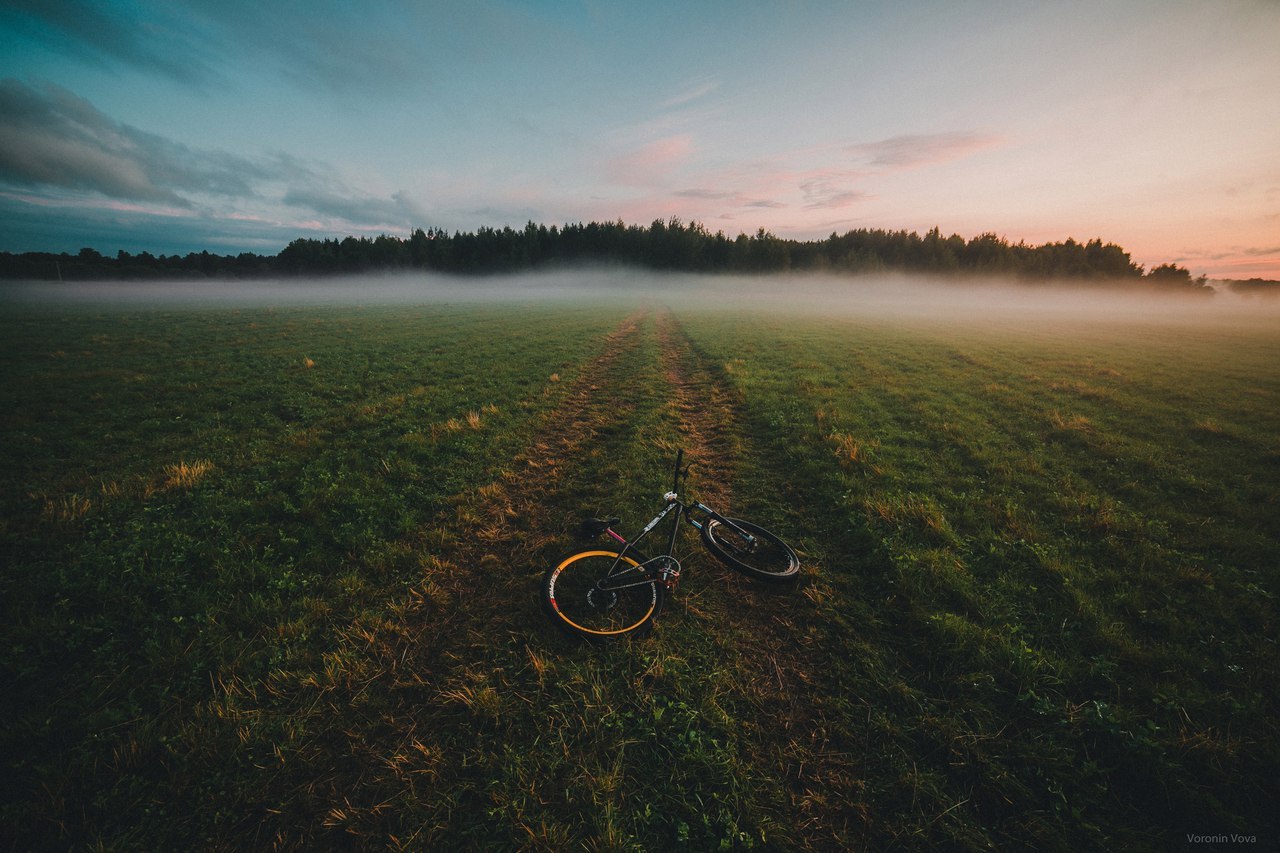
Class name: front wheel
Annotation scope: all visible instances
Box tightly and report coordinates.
[542,550,663,639]
[701,518,799,582]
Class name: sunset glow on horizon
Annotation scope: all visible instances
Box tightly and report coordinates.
[1,1,1277,279]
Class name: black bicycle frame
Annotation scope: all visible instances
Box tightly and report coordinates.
[593,449,758,592]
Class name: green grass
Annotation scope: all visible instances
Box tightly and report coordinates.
[1,288,1277,850]
[680,308,1279,848]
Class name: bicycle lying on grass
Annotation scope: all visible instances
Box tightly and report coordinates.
[541,449,799,639]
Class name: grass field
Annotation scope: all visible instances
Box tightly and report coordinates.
[2,275,1277,850]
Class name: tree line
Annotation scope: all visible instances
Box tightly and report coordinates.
[0,218,1215,289]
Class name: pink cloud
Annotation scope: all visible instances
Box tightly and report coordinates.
[583,133,999,237]
[797,170,870,210]
[1166,245,1280,279]
[605,135,694,187]
[691,163,872,214]
[846,132,1002,169]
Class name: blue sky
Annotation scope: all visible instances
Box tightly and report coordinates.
[2,0,1278,278]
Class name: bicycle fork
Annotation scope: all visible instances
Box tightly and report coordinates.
[687,502,759,551]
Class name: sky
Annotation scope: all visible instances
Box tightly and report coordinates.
[1,0,1278,279]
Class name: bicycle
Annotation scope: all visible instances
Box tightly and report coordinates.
[541,449,799,639]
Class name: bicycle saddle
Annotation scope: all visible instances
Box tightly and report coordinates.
[580,516,620,538]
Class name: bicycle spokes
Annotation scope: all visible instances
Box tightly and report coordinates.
[703,518,800,581]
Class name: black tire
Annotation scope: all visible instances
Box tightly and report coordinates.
[542,550,663,639]
[701,518,800,582]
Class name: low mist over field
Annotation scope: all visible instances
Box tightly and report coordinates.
[5,270,1278,329]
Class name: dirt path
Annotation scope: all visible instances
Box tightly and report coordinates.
[249,306,862,848]
[443,308,651,572]
[234,310,658,842]
[387,308,652,652]
[653,310,740,512]
[652,310,864,849]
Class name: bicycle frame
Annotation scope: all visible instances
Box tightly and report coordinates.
[592,451,758,593]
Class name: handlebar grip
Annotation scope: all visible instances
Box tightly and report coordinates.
[673,448,684,492]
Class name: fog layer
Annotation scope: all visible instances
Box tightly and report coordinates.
[3,270,1277,329]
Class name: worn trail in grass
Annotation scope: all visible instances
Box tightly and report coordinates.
[655,309,888,848]
[249,307,864,849]
[174,308,663,847]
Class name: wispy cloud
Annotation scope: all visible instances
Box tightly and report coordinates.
[3,0,434,96]
[799,170,870,210]
[0,188,312,254]
[675,188,736,200]
[675,187,789,209]
[1173,244,1280,263]
[605,135,694,187]
[280,185,420,230]
[671,158,871,216]
[655,133,996,222]
[1,0,220,86]
[0,79,417,234]
[660,77,720,109]
[182,0,431,95]
[846,132,1001,169]
[0,79,261,203]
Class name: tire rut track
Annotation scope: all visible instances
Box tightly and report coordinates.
[653,310,865,850]
[387,308,651,655]
[653,309,740,513]
[253,306,861,847]
[254,309,656,844]
[441,308,650,576]
[649,310,804,624]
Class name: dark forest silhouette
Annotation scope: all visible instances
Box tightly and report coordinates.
[0,218,1232,292]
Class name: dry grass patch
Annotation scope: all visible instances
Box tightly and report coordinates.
[1048,410,1094,433]
[432,418,464,438]
[829,431,882,476]
[163,459,215,490]
[863,493,955,543]
[39,492,92,525]
[475,481,507,501]
[830,432,870,463]
[431,410,488,439]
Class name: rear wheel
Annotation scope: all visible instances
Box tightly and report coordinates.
[701,518,799,582]
[542,550,662,638]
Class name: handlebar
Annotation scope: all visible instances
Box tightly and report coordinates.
[672,448,684,493]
